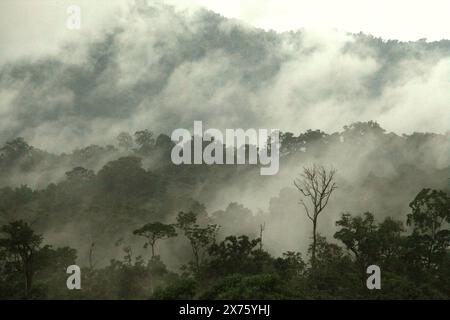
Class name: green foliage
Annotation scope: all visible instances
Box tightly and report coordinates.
[133,222,177,258]
[97,156,161,199]
[176,211,219,274]
[116,132,133,152]
[334,212,404,270]
[201,274,287,299]
[207,235,264,276]
[0,221,79,299]
[153,278,197,300]
[407,189,450,269]
[134,130,155,155]
[0,129,448,300]
[0,220,43,298]
[0,186,449,299]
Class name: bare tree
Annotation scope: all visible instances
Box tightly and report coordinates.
[294,164,337,266]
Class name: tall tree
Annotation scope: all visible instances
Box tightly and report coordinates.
[294,164,337,266]
[116,132,133,152]
[176,211,218,273]
[134,130,155,154]
[0,220,43,298]
[407,189,450,269]
[133,222,177,259]
[334,212,404,275]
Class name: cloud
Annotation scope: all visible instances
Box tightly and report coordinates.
[165,0,450,41]
[0,2,449,154]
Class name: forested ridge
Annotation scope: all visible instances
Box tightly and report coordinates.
[0,121,448,299]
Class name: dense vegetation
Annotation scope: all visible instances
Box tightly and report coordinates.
[0,121,448,299]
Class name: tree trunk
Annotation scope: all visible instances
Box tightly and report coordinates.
[151,243,155,260]
[88,242,95,269]
[24,260,33,299]
[26,270,33,299]
[311,218,317,267]
[191,245,200,273]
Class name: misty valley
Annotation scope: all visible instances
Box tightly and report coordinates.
[0,121,448,299]
[0,2,449,302]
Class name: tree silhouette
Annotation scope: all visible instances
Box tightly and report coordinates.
[0,220,43,298]
[407,189,450,269]
[134,130,155,154]
[133,222,177,259]
[176,211,218,273]
[116,132,133,152]
[294,165,337,266]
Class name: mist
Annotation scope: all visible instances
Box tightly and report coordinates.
[0,1,449,272]
[0,2,449,153]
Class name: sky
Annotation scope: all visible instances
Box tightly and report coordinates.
[1,0,450,62]
[0,0,448,263]
[166,0,450,41]
[0,0,449,151]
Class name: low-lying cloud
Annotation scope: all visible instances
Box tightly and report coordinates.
[0,2,449,154]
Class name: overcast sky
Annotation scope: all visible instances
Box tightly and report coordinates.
[1,0,450,62]
[0,0,449,151]
[167,0,450,40]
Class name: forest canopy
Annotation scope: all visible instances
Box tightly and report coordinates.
[0,121,448,299]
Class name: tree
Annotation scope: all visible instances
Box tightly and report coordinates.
[0,138,33,164]
[335,212,405,268]
[65,167,95,182]
[407,189,450,269]
[207,235,262,276]
[294,164,337,266]
[342,121,385,138]
[133,222,177,259]
[334,212,378,264]
[134,130,155,154]
[116,132,133,152]
[33,245,78,299]
[0,220,43,298]
[0,138,42,172]
[305,235,359,299]
[97,156,163,199]
[176,211,218,274]
[274,251,306,280]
